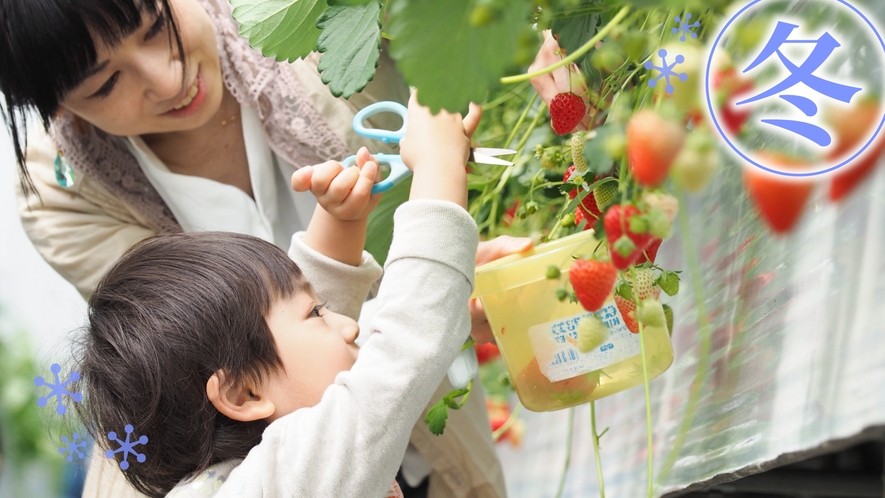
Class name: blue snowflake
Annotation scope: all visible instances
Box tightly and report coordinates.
[105,424,148,470]
[34,363,83,415]
[58,433,88,462]
[644,49,689,95]
[672,13,700,42]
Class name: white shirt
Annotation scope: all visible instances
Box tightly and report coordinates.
[126,104,316,251]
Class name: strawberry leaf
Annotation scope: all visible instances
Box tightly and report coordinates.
[425,400,449,435]
[230,0,327,62]
[387,0,530,113]
[551,13,600,65]
[316,3,382,98]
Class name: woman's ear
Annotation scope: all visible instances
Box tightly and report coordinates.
[206,370,275,422]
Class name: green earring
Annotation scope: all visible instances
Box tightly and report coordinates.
[54,149,75,187]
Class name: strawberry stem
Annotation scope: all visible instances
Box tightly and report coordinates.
[492,403,522,441]
[657,186,713,482]
[591,401,606,498]
[629,264,655,498]
[553,407,576,498]
[500,7,632,85]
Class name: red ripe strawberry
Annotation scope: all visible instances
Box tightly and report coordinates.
[563,165,601,218]
[743,152,813,234]
[626,110,687,187]
[603,204,653,269]
[614,294,639,333]
[825,100,885,202]
[550,92,587,135]
[713,67,755,135]
[475,342,501,364]
[568,259,618,312]
[641,238,663,264]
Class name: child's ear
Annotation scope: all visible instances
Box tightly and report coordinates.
[206,370,275,422]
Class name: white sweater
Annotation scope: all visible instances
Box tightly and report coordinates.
[166,200,479,498]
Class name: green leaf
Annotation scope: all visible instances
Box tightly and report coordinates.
[583,124,623,176]
[316,3,382,98]
[366,175,411,265]
[327,0,374,4]
[387,0,531,113]
[230,0,327,62]
[551,13,599,65]
[425,399,450,435]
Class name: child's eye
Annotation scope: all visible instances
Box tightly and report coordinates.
[309,303,326,318]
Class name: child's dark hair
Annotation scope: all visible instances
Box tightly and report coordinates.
[74,231,310,497]
[0,0,185,195]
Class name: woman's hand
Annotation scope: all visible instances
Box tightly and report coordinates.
[529,31,593,132]
[291,147,382,222]
[469,236,534,344]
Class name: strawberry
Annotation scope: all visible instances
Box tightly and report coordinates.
[636,299,665,328]
[568,258,618,312]
[629,267,661,301]
[564,165,601,218]
[626,110,687,187]
[603,204,653,269]
[642,192,678,223]
[641,238,663,264]
[576,315,608,353]
[670,129,719,192]
[550,92,586,135]
[593,181,618,212]
[573,205,593,230]
[743,152,814,234]
[614,294,639,333]
[475,342,501,364]
[571,132,588,173]
[825,99,885,202]
[713,67,755,135]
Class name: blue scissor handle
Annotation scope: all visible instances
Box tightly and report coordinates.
[341,153,410,194]
[352,101,408,143]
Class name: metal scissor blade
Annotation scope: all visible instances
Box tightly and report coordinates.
[471,154,514,166]
[473,147,518,157]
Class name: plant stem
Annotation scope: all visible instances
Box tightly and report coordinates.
[554,407,576,498]
[629,265,655,498]
[457,379,474,408]
[500,6,632,84]
[658,185,712,482]
[492,403,523,441]
[591,401,606,498]
[483,81,531,111]
[505,93,539,149]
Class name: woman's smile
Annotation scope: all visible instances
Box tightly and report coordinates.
[163,68,207,118]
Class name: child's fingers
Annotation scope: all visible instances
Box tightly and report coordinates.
[348,161,379,202]
[355,147,376,167]
[462,103,483,138]
[291,166,313,192]
[310,161,345,196]
[324,165,361,205]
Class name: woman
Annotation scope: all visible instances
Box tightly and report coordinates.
[1,0,529,496]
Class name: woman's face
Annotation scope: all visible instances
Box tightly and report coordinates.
[61,0,223,137]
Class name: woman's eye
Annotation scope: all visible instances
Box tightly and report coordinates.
[145,12,166,40]
[92,72,120,98]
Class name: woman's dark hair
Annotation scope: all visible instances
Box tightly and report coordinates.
[73,231,310,497]
[0,0,185,195]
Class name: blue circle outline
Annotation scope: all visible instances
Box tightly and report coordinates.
[705,0,885,177]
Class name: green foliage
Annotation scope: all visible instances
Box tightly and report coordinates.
[365,175,411,266]
[423,384,471,435]
[316,3,382,97]
[551,12,599,65]
[230,0,326,62]
[387,0,531,113]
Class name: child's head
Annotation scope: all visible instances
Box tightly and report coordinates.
[75,232,360,497]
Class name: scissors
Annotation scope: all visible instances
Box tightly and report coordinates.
[342,101,517,194]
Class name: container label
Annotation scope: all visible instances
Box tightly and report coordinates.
[527,303,640,383]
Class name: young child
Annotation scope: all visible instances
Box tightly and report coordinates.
[72,94,483,498]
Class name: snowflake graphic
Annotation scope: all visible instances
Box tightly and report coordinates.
[34,363,83,415]
[644,49,688,95]
[105,424,148,470]
[672,13,700,42]
[58,433,88,462]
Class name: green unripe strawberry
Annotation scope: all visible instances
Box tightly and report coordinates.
[593,181,618,211]
[603,132,627,160]
[657,271,680,296]
[546,265,561,279]
[541,148,563,169]
[560,213,576,227]
[577,315,609,353]
[571,132,588,173]
[622,31,649,62]
[636,299,665,327]
[662,303,674,336]
[647,209,672,240]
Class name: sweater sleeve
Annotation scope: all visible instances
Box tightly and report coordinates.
[197,200,479,498]
[287,232,384,321]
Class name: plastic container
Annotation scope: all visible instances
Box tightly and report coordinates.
[473,230,674,412]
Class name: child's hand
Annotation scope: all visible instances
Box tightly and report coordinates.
[399,93,481,209]
[291,147,382,221]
